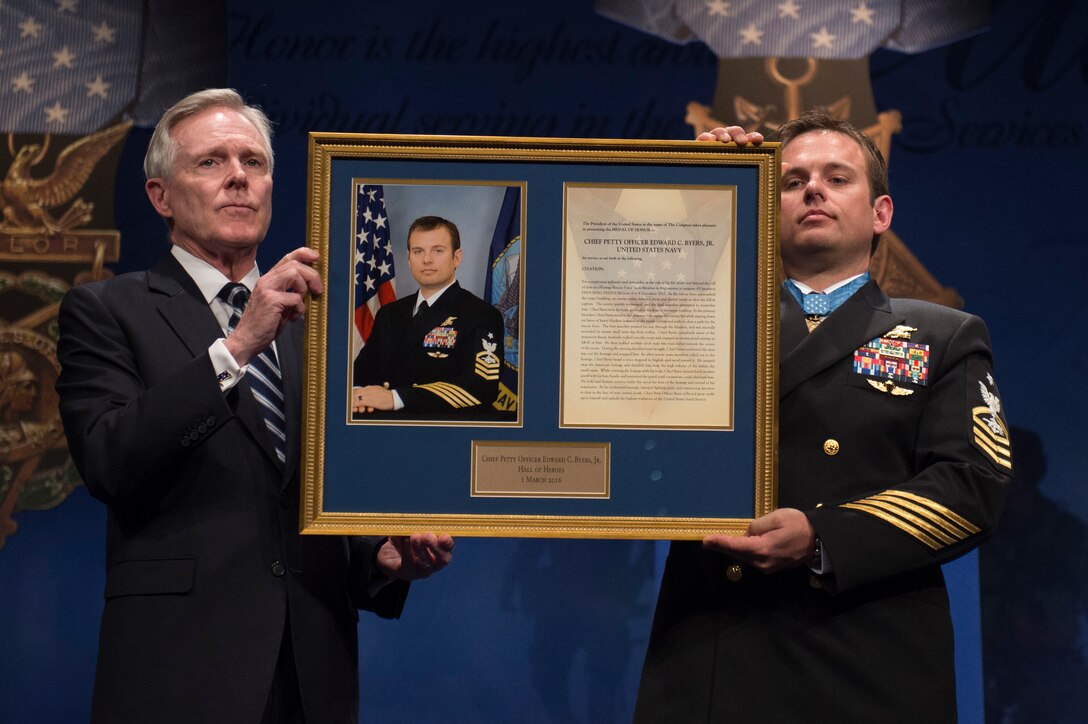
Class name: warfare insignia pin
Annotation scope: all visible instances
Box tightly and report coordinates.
[884,324,918,340]
[440,316,457,327]
[866,378,914,396]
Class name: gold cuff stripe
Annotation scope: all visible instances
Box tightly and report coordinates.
[863,496,963,544]
[879,490,982,535]
[849,498,958,546]
[842,502,943,550]
[414,382,481,408]
[869,493,974,539]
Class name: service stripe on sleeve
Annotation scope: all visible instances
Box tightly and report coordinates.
[414,382,481,408]
[841,502,944,550]
[877,491,981,536]
[841,489,981,550]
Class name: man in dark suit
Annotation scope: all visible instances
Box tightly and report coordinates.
[351,216,504,419]
[634,111,1011,723]
[56,88,454,723]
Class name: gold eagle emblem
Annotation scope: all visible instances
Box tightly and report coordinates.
[2,121,131,234]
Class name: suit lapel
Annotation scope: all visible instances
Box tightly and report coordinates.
[779,281,902,398]
[779,285,809,358]
[149,254,286,475]
[148,255,223,357]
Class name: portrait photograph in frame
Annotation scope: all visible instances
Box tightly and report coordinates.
[347,180,522,425]
[302,134,779,540]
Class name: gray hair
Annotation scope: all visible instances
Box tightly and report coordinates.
[143,88,274,180]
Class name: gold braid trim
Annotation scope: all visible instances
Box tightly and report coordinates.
[855,497,960,545]
[841,502,943,550]
[413,382,481,408]
[880,490,981,535]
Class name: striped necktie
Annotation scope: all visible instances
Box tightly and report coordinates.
[218,283,287,468]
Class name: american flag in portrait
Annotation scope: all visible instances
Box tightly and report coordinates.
[353,183,397,359]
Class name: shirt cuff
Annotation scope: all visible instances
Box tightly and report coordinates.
[210,338,245,392]
[391,390,404,410]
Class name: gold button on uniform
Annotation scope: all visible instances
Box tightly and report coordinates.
[726,564,743,582]
[823,439,840,456]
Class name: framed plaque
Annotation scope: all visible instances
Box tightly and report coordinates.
[302,133,779,539]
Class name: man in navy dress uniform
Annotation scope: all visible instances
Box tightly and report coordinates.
[635,111,1011,723]
[352,216,504,420]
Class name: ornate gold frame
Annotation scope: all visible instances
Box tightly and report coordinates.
[302,133,779,539]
